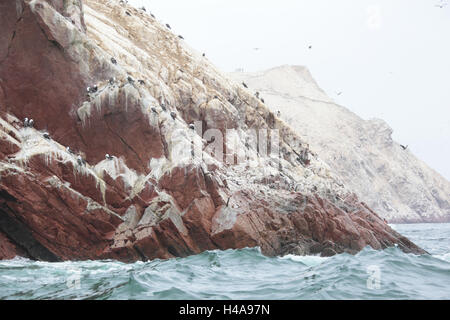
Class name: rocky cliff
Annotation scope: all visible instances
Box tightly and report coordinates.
[0,0,425,262]
[230,65,450,223]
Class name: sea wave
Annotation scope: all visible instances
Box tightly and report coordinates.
[0,223,449,300]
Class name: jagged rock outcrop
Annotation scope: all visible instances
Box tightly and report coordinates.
[0,0,425,262]
[230,65,450,223]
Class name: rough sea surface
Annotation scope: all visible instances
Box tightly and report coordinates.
[0,223,449,300]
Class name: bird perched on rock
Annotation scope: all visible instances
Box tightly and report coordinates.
[161,103,167,111]
[87,85,98,93]
[150,13,155,18]
[400,145,408,150]
[151,107,157,113]
[202,53,206,57]
[43,133,51,140]
[28,119,34,128]
[277,111,281,117]
[138,80,145,85]
[23,118,29,127]
[139,6,146,11]
[127,76,134,84]
[105,154,114,160]
[189,124,195,130]
[111,57,117,65]
[66,146,74,154]
[125,11,131,16]
[226,196,232,207]
[170,111,177,120]
[109,77,116,85]
[178,35,184,40]
[77,155,86,166]
[166,24,171,29]
[242,82,248,88]
[255,92,260,98]
[260,98,265,103]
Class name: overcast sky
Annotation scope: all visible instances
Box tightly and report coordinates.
[129,0,450,180]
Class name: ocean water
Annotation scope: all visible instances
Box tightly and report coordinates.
[0,223,449,300]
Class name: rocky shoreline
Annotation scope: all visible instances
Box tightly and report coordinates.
[0,0,426,262]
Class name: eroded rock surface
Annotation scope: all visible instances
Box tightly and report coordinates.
[0,0,425,261]
[230,66,450,223]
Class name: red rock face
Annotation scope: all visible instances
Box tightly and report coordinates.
[0,0,426,262]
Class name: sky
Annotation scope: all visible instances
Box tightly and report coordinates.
[129,0,450,180]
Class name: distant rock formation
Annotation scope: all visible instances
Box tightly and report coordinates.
[0,1,425,261]
[230,65,450,223]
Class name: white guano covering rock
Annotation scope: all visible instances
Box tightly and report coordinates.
[230,65,450,223]
[70,0,353,210]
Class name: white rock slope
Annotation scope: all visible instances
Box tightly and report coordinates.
[230,65,450,223]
